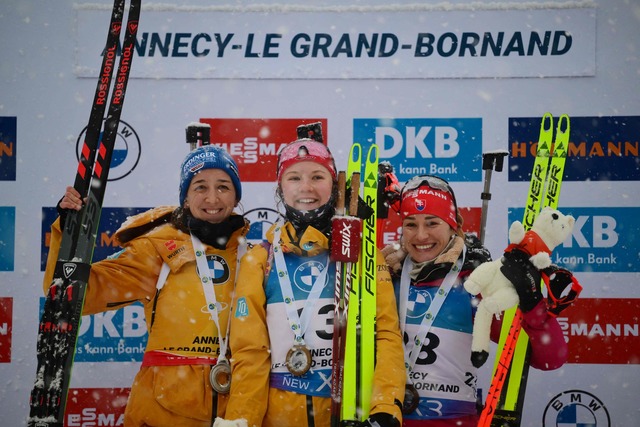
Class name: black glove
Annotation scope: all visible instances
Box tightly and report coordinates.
[542,265,583,316]
[500,249,543,312]
[361,413,400,427]
[56,196,71,228]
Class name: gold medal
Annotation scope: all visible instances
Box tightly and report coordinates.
[209,359,232,394]
[285,344,312,376]
[402,383,420,414]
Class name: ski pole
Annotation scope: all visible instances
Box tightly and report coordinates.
[330,172,361,426]
[186,122,211,150]
[479,151,508,244]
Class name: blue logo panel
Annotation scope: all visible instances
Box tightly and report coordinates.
[38,298,148,362]
[0,207,15,271]
[41,207,152,270]
[354,118,482,182]
[509,115,640,181]
[0,117,17,181]
[509,207,639,273]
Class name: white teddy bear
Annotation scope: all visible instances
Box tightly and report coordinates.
[463,207,575,367]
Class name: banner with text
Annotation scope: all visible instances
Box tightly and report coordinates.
[75,4,596,79]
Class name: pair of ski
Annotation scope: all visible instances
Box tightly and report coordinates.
[479,113,570,426]
[28,1,140,426]
[331,143,379,427]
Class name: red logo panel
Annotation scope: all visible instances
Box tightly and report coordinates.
[65,388,129,426]
[200,118,328,182]
[0,297,12,363]
[560,298,640,364]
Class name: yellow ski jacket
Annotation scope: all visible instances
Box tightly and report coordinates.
[43,206,249,426]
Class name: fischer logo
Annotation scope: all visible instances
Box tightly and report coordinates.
[362,194,376,297]
[544,163,563,207]
[523,163,545,229]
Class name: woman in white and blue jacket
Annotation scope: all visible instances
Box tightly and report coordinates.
[381,175,570,427]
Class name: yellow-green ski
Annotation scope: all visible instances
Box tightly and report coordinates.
[481,113,570,426]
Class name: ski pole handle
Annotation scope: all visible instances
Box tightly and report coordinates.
[479,151,508,244]
[336,172,346,216]
[186,122,211,151]
[331,172,362,264]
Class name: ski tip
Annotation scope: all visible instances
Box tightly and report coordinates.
[349,143,362,162]
[366,144,378,162]
[557,114,571,133]
[541,113,554,131]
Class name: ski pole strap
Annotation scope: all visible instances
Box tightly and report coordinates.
[398,245,465,379]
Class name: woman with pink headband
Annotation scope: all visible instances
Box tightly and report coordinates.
[219,139,405,427]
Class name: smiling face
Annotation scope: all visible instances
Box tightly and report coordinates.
[184,168,237,223]
[279,161,334,211]
[402,213,455,263]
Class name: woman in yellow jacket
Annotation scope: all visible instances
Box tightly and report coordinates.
[44,145,248,427]
[220,139,405,427]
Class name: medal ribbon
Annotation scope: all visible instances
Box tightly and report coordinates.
[191,234,230,363]
[272,221,329,347]
[399,246,466,381]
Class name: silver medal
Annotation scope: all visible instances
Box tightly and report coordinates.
[209,359,232,394]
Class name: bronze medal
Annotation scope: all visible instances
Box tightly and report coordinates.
[402,383,420,414]
[285,344,312,376]
[209,359,232,394]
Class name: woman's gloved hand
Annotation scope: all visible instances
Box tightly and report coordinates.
[500,249,543,313]
[360,412,400,427]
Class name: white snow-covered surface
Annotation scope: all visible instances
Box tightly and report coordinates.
[1,0,638,426]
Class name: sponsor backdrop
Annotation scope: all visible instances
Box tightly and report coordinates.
[1,1,638,426]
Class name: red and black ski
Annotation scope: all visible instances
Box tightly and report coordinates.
[28,1,140,425]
